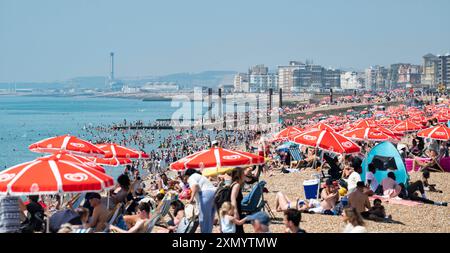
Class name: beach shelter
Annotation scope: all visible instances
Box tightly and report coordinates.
[169,147,265,172]
[0,154,114,195]
[29,135,106,158]
[95,143,149,159]
[361,142,408,186]
[275,141,298,152]
[417,125,450,141]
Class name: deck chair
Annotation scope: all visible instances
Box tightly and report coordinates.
[145,195,173,233]
[70,193,86,209]
[289,147,303,168]
[103,203,124,232]
[241,181,267,215]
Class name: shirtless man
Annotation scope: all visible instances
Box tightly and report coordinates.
[85,193,110,232]
[314,179,340,213]
[301,179,339,214]
[348,181,371,214]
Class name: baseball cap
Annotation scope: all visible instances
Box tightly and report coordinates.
[246,211,270,226]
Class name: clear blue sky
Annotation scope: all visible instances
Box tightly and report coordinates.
[1,0,449,82]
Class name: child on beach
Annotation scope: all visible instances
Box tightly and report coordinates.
[219,202,247,233]
[361,199,391,222]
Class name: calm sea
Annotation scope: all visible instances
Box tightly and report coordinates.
[0,95,182,178]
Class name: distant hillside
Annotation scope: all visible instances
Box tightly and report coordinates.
[0,71,237,90]
[126,70,237,89]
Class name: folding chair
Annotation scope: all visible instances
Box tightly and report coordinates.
[103,203,124,232]
[145,194,173,233]
[289,147,303,168]
[241,181,267,215]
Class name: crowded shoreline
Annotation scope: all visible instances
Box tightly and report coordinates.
[0,90,449,234]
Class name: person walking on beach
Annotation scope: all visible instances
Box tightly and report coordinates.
[183,169,217,233]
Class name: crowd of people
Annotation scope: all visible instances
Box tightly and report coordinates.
[0,91,448,234]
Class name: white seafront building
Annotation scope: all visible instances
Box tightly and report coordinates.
[340,71,363,90]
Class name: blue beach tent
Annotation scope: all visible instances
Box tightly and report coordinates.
[361,141,408,186]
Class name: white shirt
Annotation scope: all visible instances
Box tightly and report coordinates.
[343,223,367,233]
[347,171,361,193]
[188,173,216,192]
[188,173,216,203]
[220,216,236,233]
[365,172,379,192]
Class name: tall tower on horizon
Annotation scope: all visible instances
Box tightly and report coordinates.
[110,52,114,81]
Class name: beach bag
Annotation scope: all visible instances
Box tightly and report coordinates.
[184,204,199,220]
[179,188,192,200]
[176,204,199,233]
[214,182,236,210]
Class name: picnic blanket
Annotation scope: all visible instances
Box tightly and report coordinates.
[369,195,423,207]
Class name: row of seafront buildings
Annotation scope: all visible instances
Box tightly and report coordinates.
[233,53,450,93]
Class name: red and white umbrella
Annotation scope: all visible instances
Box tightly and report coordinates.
[307,123,335,132]
[377,118,401,126]
[273,126,304,140]
[353,119,378,128]
[0,154,114,195]
[289,129,361,154]
[95,143,149,159]
[29,135,106,158]
[431,114,450,123]
[391,119,423,133]
[341,127,399,142]
[417,125,450,141]
[169,147,265,171]
[90,157,133,167]
[53,151,106,173]
[410,115,427,124]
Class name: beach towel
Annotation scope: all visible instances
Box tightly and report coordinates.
[369,195,423,207]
